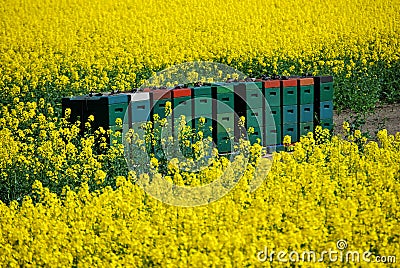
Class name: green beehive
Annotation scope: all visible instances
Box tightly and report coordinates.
[313,76,334,132]
[299,104,314,123]
[298,84,314,104]
[281,79,298,106]
[319,101,333,120]
[320,118,334,131]
[215,131,233,153]
[282,87,297,106]
[246,108,263,129]
[233,82,263,112]
[212,83,235,113]
[171,88,193,137]
[282,105,298,124]
[297,78,314,105]
[265,124,282,146]
[313,76,334,102]
[153,99,170,119]
[244,83,263,109]
[299,122,314,136]
[150,90,172,120]
[320,82,334,101]
[193,97,212,116]
[248,127,263,145]
[215,113,235,134]
[172,88,192,117]
[193,85,212,96]
[193,86,212,116]
[193,115,213,139]
[173,96,192,117]
[265,106,281,127]
[263,80,281,107]
[254,81,263,89]
[282,123,298,143]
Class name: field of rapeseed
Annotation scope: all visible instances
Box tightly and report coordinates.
[1,0,399,111]
[1,126,399,266]
[0,0,399,266]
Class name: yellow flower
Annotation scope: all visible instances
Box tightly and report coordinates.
[64,108,71,119]
[150,157,159,169]
[199,117,205,125]
[115,118,123,126]
[343,121,350,133]
[283,135,291,146]
[0,0,399,266]
[354,129,362,139]
[165,101,172,117]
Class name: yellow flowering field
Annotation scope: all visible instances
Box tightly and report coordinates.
[0,98,399,266]
[0,0,400,266]
[0,0,399,111]
[0,123,399,266]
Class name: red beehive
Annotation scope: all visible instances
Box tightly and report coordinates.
[171,88,191,98]
[281,79,297,87]
[298,78,314,86]
[263,80,280,88]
